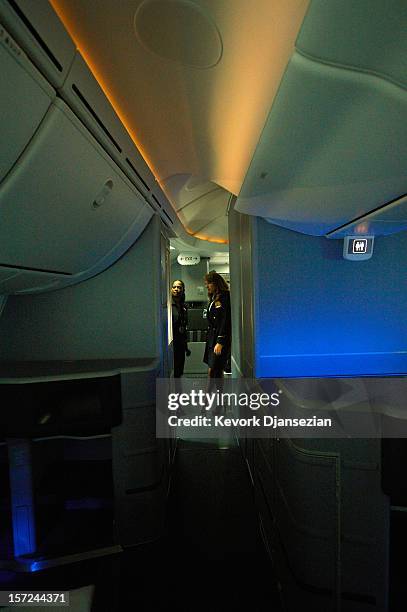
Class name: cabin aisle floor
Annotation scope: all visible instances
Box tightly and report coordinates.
[119,438,282,611]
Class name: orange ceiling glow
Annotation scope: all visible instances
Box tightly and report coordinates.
[49,0,158,178]
[49,0,309,243]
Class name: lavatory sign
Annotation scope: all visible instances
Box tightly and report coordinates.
[343,236,374,261]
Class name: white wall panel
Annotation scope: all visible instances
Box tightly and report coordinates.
[0,216,162,361]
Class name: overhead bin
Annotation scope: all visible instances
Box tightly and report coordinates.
[236,51,407,236]
[0,22,55,184]
[0,0,179,294]
[62,52,154,196]
[0,266,61,294]
[0,97,152,276]
[326,193,407,238]
[61,51,178,232]
[296,0,407,90]
[0,0,76,87]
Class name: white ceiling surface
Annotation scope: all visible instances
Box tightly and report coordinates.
[51,0,406,242]
[162,174,232,241]
[170,235,229,266]
[51,0,309,242]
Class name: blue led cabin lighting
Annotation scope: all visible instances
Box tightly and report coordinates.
[7,440,36,559]
[254,221,407,378]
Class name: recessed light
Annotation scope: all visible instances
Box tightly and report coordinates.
[134,0,222,69]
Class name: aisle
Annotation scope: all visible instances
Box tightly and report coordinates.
[119,438,282,611]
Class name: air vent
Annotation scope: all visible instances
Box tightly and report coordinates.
[125,157,150,192]
[8,0,63,71]
[71,84,122,153]
[0,262,71,275]
[151,194,162,208]
[162,209,173,224]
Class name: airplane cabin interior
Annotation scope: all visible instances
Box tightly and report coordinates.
[0,0,406,610]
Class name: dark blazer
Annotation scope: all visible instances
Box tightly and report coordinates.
[172,301,188,378]
[204,291,231,368]
[172,302,188,348]
[207,291,231,347]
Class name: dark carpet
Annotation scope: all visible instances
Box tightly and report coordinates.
[119,438,282,611]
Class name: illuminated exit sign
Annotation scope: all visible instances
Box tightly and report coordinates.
[343,236,374,260]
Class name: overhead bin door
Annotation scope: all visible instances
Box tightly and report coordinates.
[0,23,54,183]
[0,98,149,274]
[0,0,76,88]
[0,265,59,294]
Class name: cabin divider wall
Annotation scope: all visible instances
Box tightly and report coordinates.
[0,215,175,567]
[253,218,407,378]
[228,206,255,378]
[0,216,162,361]
[228,208,401,611]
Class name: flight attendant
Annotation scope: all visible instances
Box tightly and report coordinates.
[203,271,231,378]
[171,280,189,377]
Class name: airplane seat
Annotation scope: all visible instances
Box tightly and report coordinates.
[0,215,174,563]
[0,374,122,573]
[250,377,391,612]
[0,376,122,439]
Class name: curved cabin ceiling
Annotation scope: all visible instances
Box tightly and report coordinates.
[50,0,406,242]
[162,174,232,242]
[49,0,310,242]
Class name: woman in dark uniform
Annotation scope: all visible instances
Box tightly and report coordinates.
[203,271,231,378]
[171,279,189,378]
